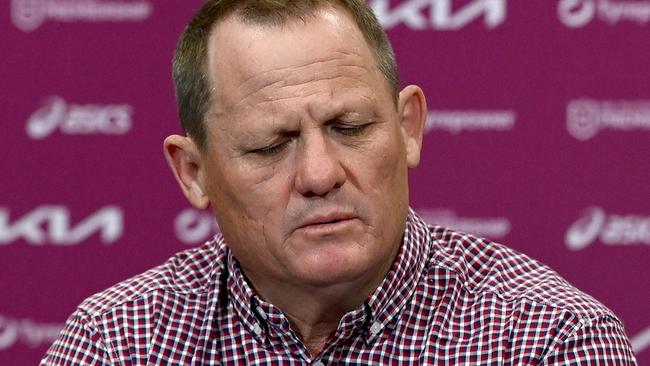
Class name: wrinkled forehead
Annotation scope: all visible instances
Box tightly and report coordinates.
[205,7,383,111]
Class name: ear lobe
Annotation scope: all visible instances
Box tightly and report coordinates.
[163,135,210,209]
[398,85,427,168]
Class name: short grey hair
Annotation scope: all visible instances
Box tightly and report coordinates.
[172,0,399,150]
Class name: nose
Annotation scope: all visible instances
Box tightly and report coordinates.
[294,132,346,197]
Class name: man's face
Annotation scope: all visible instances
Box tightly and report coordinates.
[197,7,421,289]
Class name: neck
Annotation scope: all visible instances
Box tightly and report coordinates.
[242,245,399,357]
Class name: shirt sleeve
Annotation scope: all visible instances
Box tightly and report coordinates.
[39,310,112,366]
[541,315,638,366]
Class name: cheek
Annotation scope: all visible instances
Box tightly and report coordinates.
[363,134,407,189]
[354,134,409,224]
[207,160,292,230]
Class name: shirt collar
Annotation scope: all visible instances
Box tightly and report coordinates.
[225,208,431,345]
[226,250,266,340]
[362,208,430,343]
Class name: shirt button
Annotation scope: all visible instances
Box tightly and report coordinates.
[256,306,268,320]
[370,321,381,335]
[252,323,262,336]
[313,361,325,366]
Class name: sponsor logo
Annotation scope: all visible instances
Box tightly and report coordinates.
[11,0,153,32]
[26,96,133,140]
[566,99,650,141]
[175,208,220,245]
[631,325,650,355]
[0,315,63,351]
[559,0,650,28]
[0,205,123,245]
[419,208,511,239]
[565,207,650,250]
[425,109,516,134]
[370,0,506,30]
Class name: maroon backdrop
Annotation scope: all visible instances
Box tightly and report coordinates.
[1,1,649,364]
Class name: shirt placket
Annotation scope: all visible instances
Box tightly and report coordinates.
[254,300,312,362]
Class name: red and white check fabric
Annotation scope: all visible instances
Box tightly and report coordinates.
[41,209,637,365]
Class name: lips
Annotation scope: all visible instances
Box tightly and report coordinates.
[294,211,358,234]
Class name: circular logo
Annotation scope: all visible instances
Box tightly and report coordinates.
[11,0,46,32]
[567,99,601,141]
[175,208,220,245]
[558,0,596,28]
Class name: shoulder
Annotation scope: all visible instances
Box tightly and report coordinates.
[78,237,227,319]
[423,221,614,321]
[406,211,636,364]
[41,238,229,364]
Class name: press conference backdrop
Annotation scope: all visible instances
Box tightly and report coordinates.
[1,0,649,364]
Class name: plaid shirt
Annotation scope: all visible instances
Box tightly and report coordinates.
[41,209,637,365]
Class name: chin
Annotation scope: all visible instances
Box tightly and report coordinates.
[289,245,376,287]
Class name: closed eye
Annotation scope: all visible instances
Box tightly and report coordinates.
[333,124,371,137]
[251,140,289,156]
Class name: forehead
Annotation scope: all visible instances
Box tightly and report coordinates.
[205,7,387,113]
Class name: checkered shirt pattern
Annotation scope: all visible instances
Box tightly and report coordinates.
[41,209,637,365]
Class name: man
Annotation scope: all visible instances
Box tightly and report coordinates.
[42,0,637,365]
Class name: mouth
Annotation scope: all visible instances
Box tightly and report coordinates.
[295,212,359,235]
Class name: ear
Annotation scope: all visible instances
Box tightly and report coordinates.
[163,135,210,209]
[397,85,427,168]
